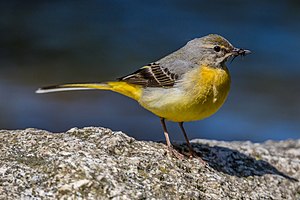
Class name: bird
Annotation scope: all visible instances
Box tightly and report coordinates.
[36,34,251,159]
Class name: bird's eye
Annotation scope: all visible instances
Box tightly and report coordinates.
[214,46,221,52]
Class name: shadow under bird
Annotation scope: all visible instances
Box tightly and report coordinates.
[36,34,251,159]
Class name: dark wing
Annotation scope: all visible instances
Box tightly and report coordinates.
[118,63,179,87]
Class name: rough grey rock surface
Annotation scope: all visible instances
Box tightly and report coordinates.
[0,127,299,200]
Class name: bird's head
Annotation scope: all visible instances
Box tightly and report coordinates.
[185,34,251,68]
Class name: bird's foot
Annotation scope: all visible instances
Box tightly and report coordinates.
[187,149,206,165]
[166,145,207,165]
[167,146,185,160]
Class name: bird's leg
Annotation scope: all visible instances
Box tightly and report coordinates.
[178,122,206,163]
[178,122,195,158]
[178,122,205,164]
[160,118,171,148]
[160,118,184,159]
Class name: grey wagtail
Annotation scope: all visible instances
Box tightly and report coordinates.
[36,34,250,159]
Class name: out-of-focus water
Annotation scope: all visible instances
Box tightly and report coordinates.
[0,0,299,142]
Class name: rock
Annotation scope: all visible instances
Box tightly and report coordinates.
[0,127,299,199]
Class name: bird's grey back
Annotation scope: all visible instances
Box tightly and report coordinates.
[158,37,207,77]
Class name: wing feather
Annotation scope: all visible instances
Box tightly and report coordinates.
[118,63,178,87]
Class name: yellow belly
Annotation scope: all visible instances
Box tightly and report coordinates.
[139,65,231,122]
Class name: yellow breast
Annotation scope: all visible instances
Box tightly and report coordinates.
[139,65,231,122]
[182,65,231,121]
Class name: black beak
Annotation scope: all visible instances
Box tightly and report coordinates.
[229,48,251,64]
[232,48,251,56]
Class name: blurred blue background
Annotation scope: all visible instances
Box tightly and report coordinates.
[0,0,299,142]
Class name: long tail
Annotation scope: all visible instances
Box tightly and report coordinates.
[36,81,143,101]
